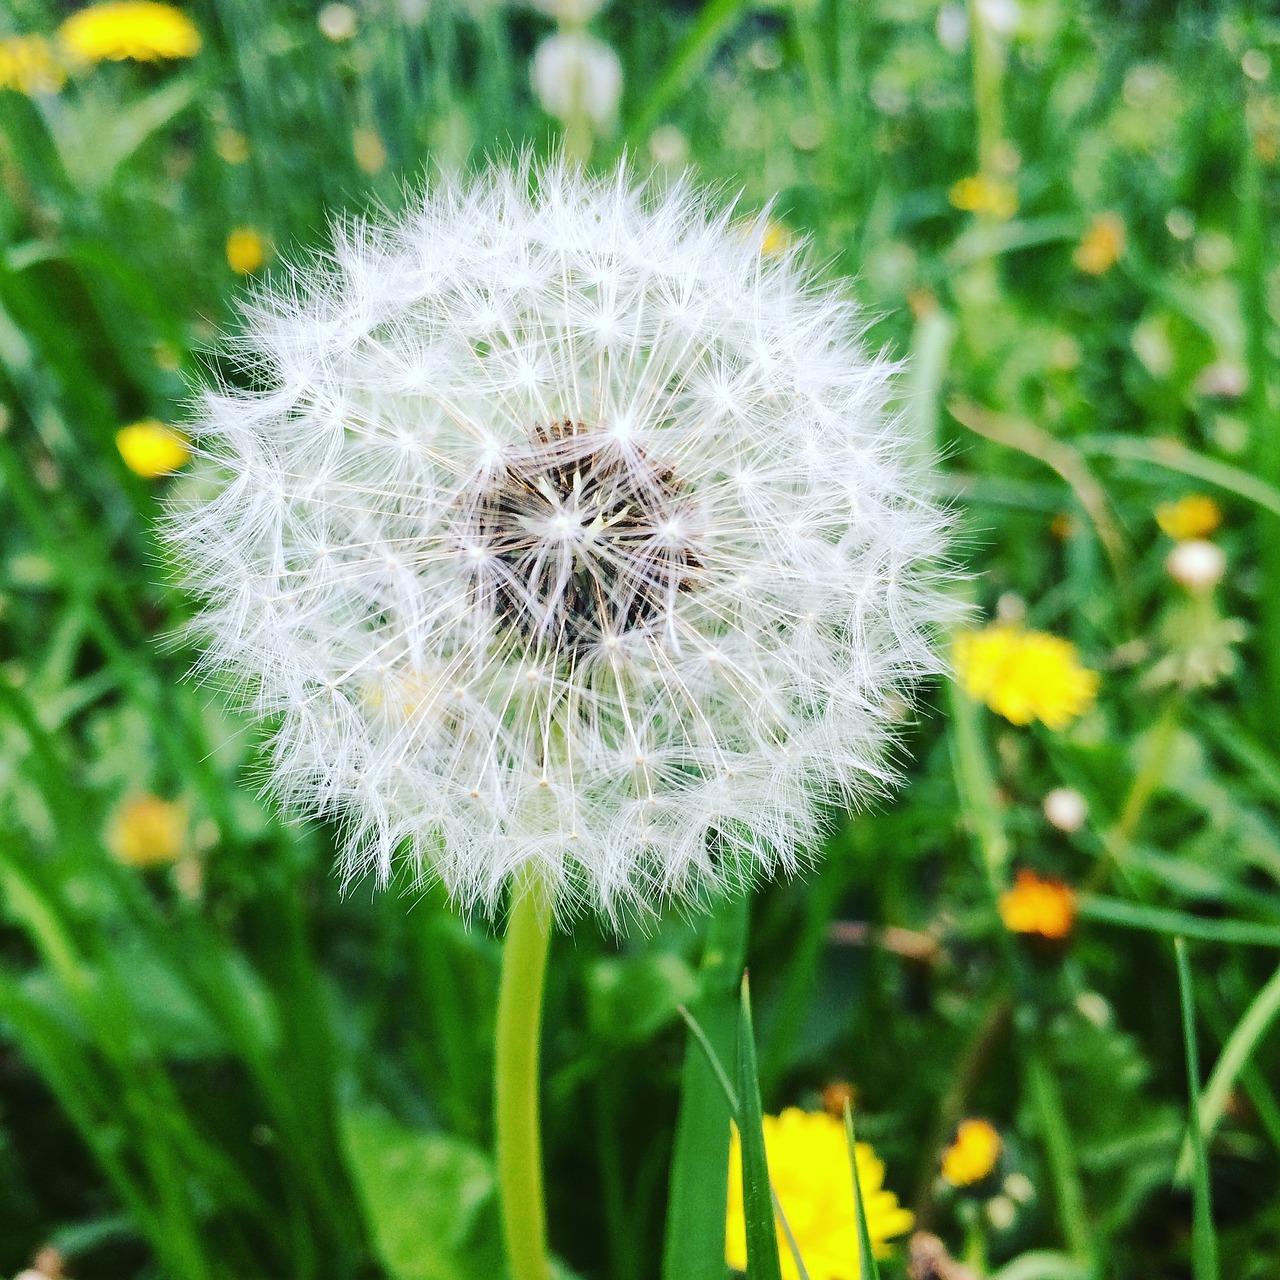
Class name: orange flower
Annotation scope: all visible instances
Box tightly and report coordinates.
[998,869,1076,940]
[941,1118,1002,1187]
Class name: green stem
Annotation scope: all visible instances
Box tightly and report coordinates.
[496,880,554,1280]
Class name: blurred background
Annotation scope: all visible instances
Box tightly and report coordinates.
[1,0,1279,1277]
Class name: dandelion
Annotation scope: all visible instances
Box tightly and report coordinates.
[1042,785,1087,833]
[1073,212,1125,275]
[165,158,949,922]
[58,2,201,64]
[1155,493,1221,540]
[998,869,1076,940]
[1165,539,1226,592]
[726,1109,914,1278]
[116,419,190,477]
[530,31,623,135]
[0,36,67,96]
[941,1118,1002,1188]
[226,228,267,275]
[953,623,1098,730]
[948,175,1018,220]
[106,793,189,867]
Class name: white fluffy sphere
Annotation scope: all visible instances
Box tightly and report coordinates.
[166,160,949,922]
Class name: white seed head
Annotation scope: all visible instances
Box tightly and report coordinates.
[1042,786,1087,833]
[1165,538,1226,592]
[165,159,950,924]
[530,32,623,133]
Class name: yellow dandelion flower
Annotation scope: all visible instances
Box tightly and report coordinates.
[1073,212,1126,275]
[226,227,267,274]
[215,128,249,165]
[0,36,67,95]
[116,419,190,478]
[952,623,1099,730]
[941,1119,1002,1188]
[59,2,200,65]
[761,218,792,256]
[948,175,1018,220]
[106,794,188,867]
[1155,493,1222,541]
[353,127,387,176]
[998,869,1077,940]
[727,1109,913,1280]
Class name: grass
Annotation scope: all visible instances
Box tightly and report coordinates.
[2,0,1280,1278]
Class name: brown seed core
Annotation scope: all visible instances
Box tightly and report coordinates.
[463,419,699,652]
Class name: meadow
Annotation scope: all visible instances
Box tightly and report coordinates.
[1,0,1279,1277]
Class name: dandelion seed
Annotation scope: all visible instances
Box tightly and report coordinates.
[953,623,1098,730]
[117,419,190,477]
[165,159,949,922]
[59,2,201,64]
[941,1118,1002,1187]
[726,1109,913,1278]
[530,31,622,134]
[1165,538,1226,592]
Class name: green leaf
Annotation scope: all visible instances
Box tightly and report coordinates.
[840,1102,880,1280]
[736,975,784,1280]
[586,950,699,1045]
[662,892,749,1280]
[1077,895,1280,947]
[1177,962,1280,1181]
[1175,940,1219,1280]
[342,1109,506,1280]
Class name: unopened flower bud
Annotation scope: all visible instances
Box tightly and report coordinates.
[1166,539,1226,592]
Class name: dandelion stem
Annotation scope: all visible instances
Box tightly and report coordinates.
[495,878,554,1280]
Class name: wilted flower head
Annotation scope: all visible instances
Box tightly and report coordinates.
[166,159,948,922]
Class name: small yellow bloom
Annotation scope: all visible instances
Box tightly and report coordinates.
[998,869,1077,940]
[1073,212,1126,275]
[1156,494,1222,541]
[726,1109,913,1280]
[106,794,188,867]
[941,1119,1002,1188]
[952,623,1099,730]
[353,127,387,176]
[761,218,792,256]
[215,128,249,165]
[226,227,267,274]
[0,36,67,95]
[59,2,200,65]
[948,175,1018,220]
[116,419,190,477]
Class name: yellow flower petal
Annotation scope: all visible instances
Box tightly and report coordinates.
[727,1108,913,1279]
[59,2,200,65]
[1155,494,1222,540]
[953,623,1098,730]
[226,227,267,274]
[116,419,190,478]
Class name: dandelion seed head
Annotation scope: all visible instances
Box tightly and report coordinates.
[165,158,950,924]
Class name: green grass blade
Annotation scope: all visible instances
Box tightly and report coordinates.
[1024,1051,1092,1267]
[662,892,749,1280]
[736,974,784,1280]
[841,1101,881,1280]
[1176,961,1280,1181]
[1175,938,1219,1280]
[1077,895,1280,947]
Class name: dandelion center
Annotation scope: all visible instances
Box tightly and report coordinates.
[465,418,699,652]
